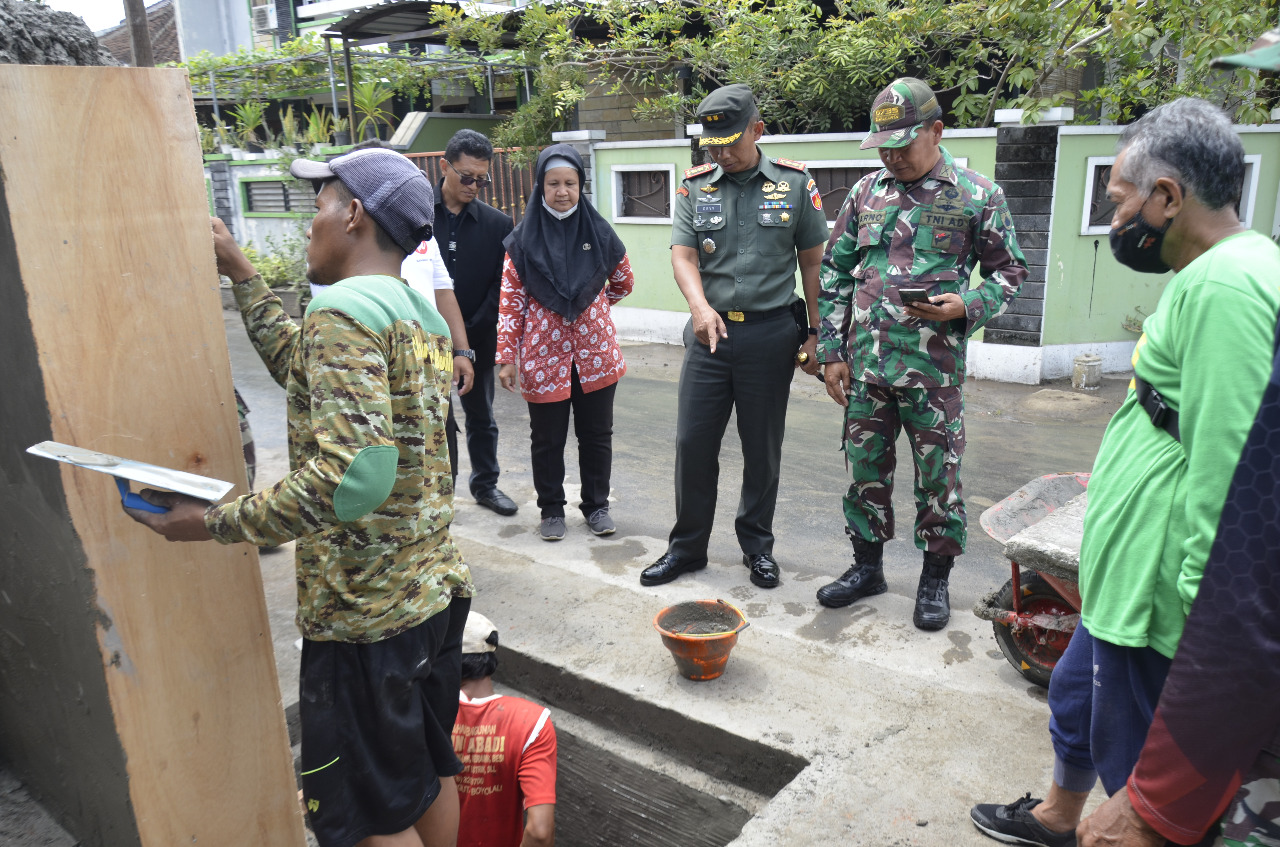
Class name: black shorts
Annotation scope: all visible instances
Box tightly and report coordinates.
[299,597,470,847]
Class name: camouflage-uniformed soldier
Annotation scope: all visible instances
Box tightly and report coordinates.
[640,84,829,590]
[816,78,1027,629]
[126,148,474,847]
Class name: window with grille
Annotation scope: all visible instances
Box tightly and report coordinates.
[1083,154,1260,235]
[244,179,315,216]
[612,165,674,224]
[1081,157,1117,235]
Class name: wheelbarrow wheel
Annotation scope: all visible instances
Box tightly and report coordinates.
[992,571,1076,688]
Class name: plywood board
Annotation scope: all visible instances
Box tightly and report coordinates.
[0,65,305,846]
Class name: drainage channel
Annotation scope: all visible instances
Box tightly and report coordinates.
[285,646,808,847]
[498,649,809,847]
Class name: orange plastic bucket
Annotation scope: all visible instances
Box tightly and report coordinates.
[653,600,749,681]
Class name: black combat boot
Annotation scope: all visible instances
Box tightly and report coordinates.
[816,533,887,608]
[914,551,953,630]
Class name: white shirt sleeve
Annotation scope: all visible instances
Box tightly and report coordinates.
[401,237,454,309]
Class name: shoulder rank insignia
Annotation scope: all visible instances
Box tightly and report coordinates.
[684,163,717,180]
[774,157,807,172]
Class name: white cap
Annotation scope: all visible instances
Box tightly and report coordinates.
[462,612,498,655]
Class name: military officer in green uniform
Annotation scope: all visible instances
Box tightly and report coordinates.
[815,78,1028,629]
[640,84,830,590]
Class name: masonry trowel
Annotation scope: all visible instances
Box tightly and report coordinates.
[26,441,234,515]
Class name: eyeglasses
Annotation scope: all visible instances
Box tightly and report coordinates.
[443,160,492,188]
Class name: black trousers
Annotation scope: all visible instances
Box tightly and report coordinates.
[668,313,796,561]
[527,366,617,519]
[444,328,502,496]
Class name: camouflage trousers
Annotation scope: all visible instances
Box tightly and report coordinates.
[1221,752,1280,846]
[843,380,966,555]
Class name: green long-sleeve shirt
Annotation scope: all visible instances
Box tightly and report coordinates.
[206,273,473,643]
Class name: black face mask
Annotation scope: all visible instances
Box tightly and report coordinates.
[1109,192,1174,274]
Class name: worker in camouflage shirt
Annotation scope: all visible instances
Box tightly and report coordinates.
[127,148,474,847]
[815,78,1027,630]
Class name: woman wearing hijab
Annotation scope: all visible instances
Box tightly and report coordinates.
[497,144,633,541]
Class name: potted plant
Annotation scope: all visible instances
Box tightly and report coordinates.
[213,117,236,154]
[236,229,307,317]
[352,80,396,141]
[230,100,268,153]
[332,115,352,147]
[304,107,334,152]
[277,104,301,153]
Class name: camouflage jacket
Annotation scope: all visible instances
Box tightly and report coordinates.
[206,273,473,643]
[818,147,1028,387]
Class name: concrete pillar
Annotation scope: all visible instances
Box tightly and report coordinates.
[551,129,606,205]
[985,108,1072,347]
[206,158,235,236]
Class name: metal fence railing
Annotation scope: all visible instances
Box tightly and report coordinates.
[406,148,537,226]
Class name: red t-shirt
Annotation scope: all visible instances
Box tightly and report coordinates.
[453,692,557,847]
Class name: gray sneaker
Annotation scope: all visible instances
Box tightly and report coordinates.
[539,516,566,541]
[585,508,616,536]
[970,794,1077,847]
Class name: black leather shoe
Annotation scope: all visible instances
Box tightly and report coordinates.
[816,563,888,607]
[639,553,707,586]
[743,553,780,589]
[475,488,518,516]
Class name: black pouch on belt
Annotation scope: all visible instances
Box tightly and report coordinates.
[790,298,808,348]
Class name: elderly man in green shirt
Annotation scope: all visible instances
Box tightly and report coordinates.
[640,84,829,590]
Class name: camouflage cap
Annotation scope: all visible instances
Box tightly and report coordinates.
[696,84,758,148]
[860,78,943,150]
[1212,29,1280,72]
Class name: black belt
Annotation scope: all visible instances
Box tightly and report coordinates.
[716,305,792,323]
[1134,375,1180,441]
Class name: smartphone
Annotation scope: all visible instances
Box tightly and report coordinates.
[900,288,932,305]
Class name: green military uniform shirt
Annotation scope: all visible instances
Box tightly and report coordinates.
[207,273,474,644]
[671,153,831,312]
[818,146,1028,388]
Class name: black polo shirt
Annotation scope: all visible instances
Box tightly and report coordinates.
[434,186,514,343]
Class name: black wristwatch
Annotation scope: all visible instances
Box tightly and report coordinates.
[807,327,819,336]
[454,348,476,362]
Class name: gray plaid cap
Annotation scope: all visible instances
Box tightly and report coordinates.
[291,148,434,253]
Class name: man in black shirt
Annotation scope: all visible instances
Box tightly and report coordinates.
[437,130,518,516]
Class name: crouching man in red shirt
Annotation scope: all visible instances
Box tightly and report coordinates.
[452,613,557,847]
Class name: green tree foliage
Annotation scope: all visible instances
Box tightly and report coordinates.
[432,0,1276,143]
[175,0,1276,154]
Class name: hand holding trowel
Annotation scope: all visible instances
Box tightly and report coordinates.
[27,441,234,542]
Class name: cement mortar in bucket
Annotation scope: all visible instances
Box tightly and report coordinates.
[653,600,749,681]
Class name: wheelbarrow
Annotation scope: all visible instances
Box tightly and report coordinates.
[974,473,1089,687]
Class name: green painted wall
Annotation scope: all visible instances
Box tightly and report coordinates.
[592,131,998,313]
[403,114,509,154]
[1044,127,1280,346]
[593,142,691,311]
